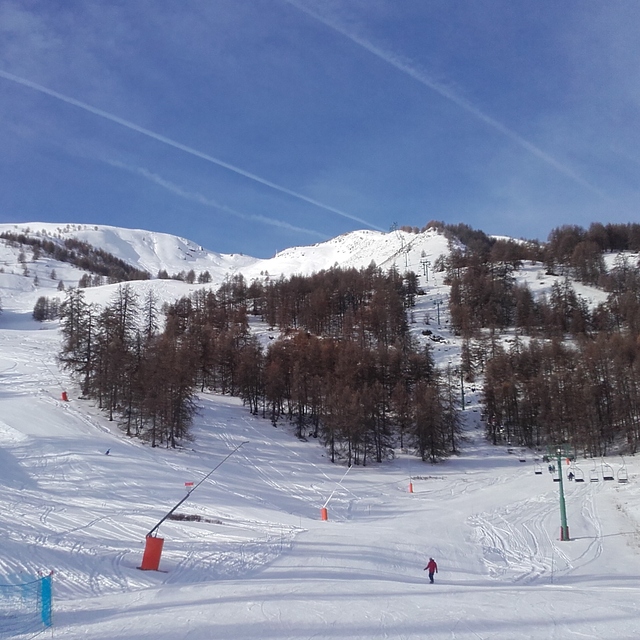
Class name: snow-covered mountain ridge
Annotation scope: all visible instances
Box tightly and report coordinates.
[0,222,451,285]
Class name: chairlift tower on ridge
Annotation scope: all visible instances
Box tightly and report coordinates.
[420,258,430,280]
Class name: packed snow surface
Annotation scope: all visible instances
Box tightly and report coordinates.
[1,224,640,639]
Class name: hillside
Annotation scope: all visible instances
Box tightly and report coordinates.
[2,223,640,638]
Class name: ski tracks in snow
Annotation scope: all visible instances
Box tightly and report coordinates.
[469,504,550,583]
[468,480,605,585]
[214,415,358,520]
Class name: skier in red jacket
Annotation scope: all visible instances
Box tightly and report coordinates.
[424,557,438,583]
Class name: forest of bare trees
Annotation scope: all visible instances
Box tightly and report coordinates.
[49,219,640,461]
[56,267,461,464]
[481,334,640,456]
[442,222,640,455]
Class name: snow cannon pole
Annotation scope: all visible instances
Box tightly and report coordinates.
[146,440,249,538]
[321,465,352,520]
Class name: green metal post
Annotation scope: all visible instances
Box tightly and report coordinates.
[556,449,570,540]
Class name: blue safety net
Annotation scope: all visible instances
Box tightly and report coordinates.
[0,573,52,638]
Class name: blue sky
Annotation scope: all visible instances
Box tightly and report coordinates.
[1,1,639,258]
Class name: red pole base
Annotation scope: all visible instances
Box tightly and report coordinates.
[138,535,164,570]
[408,482,414,493]
[320,507,328,521]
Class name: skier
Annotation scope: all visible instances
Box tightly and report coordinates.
[424,557,438,583]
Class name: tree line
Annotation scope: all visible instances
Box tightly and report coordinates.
[57,267,461,464]
[446,232,640,340]
[482,334,640,456]
[443,222,640,455]
[58,285,196,448]
[0,232,150,283]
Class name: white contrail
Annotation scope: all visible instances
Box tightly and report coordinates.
[108,160,328,239]
[0,68,384,230]
[286,0,604,197]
